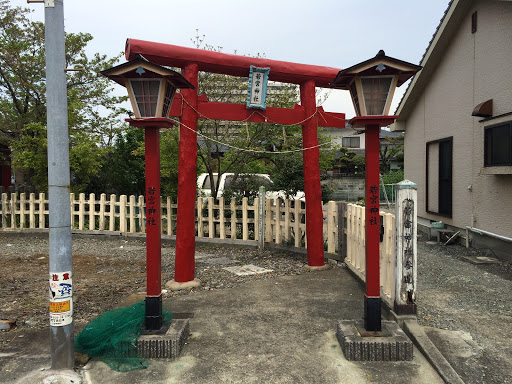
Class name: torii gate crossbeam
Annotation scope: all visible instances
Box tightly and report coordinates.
[125,39,345,284]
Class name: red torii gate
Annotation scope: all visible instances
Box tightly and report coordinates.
[125,39,346,284]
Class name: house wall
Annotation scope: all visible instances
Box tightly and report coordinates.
[321,127,365,149]
[404,0,512,242]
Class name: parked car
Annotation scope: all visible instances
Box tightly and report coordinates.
[197,173,305,201]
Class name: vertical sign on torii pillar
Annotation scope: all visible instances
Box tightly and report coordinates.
[124,39,347,284]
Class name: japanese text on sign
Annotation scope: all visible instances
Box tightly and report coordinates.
[368,184,379,226]
[247,66,269,110]
[146,185,157,227]
[402,199,414,288]
[49,271,73,326]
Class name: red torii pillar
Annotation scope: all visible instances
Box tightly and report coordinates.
[300,80,325,266]
[174,64,199,284]
[125,39,345,282]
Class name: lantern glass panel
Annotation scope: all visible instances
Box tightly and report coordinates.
[349,81,361,116]
[130,79,161,117]
[361,76,393,115]
[162,80,176,118]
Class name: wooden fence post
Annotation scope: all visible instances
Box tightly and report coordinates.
[19,193,26,229]
[29,193,36,229]
[127,195,135,233]
[11,193,17,229]
[283,199,290,244]
[258,186,265,252]
[230,198,236,239]
[119,195,127,233]
[338,202,347,261]
[197,197,204,238]
[265,198,272,243]
[327,201,336,254]
[242,197,248,241]
[68,193,74,229]
[293,201,301,248]
[78,193,85,230]
[1,193,7,228]
[275,199,281,244]
[99,194,106,230]
[208,197,214,239]
[109,194,116,232]
[138,195,145,233]
[89,193,96,231]
[394,180,418,315]
[166,197,172,236]
[39,193,45,229]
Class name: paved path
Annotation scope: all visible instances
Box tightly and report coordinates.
[3,267,443,384]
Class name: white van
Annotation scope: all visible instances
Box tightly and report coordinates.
[197,173,305,201]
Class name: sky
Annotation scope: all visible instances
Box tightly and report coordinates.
[12,0,450,119]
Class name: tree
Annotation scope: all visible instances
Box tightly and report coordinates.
[0,0,127,192]
[188,32,302,199]
[187,32,338,201]
[332,147,365,175]
[85,125,145,196]
[379,135,404,173]
[159,129,180,199]
[269,144,336,203]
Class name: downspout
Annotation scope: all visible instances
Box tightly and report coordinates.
[465,226,512,248]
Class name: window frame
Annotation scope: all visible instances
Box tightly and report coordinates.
[342,136,360,148]
[426,136,453,218]
[484,121,512,167]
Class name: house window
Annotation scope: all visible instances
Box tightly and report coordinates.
[484,122,512,166]
[342,136,360,148]
[426,137,453,217]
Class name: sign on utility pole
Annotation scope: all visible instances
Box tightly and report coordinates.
[45,0,74,369]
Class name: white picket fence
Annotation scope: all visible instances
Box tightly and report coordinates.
[1,193,399,305]
[0,192,339,253]
[343,203,396,307]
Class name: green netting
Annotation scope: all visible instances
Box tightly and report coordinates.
[74,300,173,372]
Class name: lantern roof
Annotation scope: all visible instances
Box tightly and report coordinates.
[329,50,422,90]
[100,54,194,89]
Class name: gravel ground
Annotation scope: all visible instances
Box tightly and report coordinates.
[415,235,512,384]
[1,232,512,383]
[0,232,329,337]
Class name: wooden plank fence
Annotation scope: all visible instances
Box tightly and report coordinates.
[0,193,338,253]
[1,193,400,305]
[340,202,396,307]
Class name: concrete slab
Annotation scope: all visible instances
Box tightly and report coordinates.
[197,257,239,265]
[462,255,501,264]
[336,320,413,361]
[0,268,444,384]
[194,252,218,259]
[14,369,82,384]
[223,264,273,276]
[117,245,145,252]
[403,320,465,384]
[304,264,330,271]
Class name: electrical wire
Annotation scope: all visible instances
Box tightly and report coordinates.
[173,94,336,155]
[168,117,332,154]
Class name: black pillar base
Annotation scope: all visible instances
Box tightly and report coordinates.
[364,296,382,332]
[145,295,163,331]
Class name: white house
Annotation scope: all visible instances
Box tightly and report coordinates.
[391,0,512,260]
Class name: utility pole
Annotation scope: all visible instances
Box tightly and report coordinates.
[45,0,74,369]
